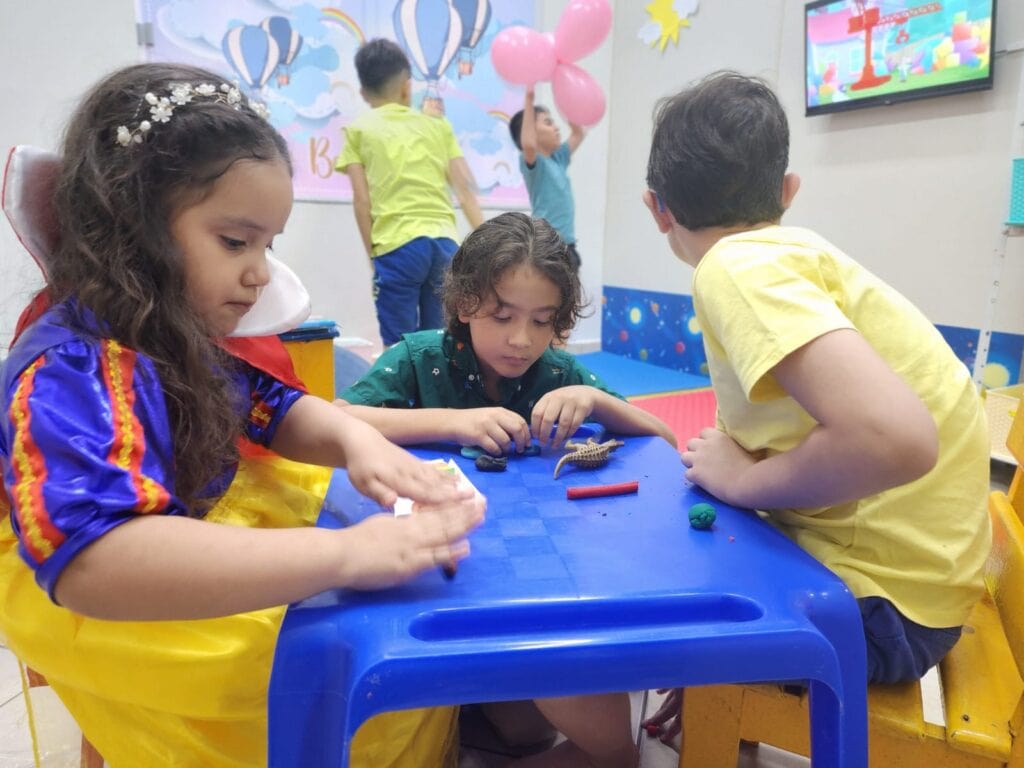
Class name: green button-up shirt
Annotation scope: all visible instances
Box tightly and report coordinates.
[340,330,622,419]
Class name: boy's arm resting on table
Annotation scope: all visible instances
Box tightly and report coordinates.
[682,328,938,510]
[447,156,484,229]
[52,497,483,621]
[336,400,531,456]
[567,122,586,154]
[531,385,679,449]
[344,163,374,258]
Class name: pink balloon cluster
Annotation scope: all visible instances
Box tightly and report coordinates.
[490,0,611,127]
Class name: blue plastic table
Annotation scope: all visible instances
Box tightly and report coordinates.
[268,434,867,767]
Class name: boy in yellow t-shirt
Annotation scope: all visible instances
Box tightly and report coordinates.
[640,71,990,741]
[337,38,483,346]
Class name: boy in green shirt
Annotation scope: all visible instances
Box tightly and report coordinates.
[339,212,676,767]
[336,38,484,345]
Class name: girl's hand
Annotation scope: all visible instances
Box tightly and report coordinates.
[451,407,531,456]
[680,428,759,504]
[346,429,472,508]
[338,495,486,589]
[530,385,596,449]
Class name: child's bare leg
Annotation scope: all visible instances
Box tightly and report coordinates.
[479,700,557,750]
[511,693,638,768]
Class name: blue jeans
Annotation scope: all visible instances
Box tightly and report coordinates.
[373,237,458,345]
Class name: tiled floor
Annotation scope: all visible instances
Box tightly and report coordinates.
[0,459,1010,767]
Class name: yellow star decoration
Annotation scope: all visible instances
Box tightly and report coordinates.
[645,0,690,51]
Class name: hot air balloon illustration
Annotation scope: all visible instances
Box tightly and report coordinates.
[260,16,303,86]
[222,25,281,92]
[393,0,463,115]
[452,0,491,77]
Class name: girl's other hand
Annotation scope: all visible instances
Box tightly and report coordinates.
[452,407,531,456]
[346,429,472,508]
[338,495,486,590]
[530,386,595,449]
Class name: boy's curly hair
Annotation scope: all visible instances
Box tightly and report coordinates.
[443,212,586,344]
[49,62,292,513]
[647,71,789,230]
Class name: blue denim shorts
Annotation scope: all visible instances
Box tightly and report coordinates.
[859,596,962,684]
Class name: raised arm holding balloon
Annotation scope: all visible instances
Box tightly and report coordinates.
[509,86,586,269]
[491,0,612,274]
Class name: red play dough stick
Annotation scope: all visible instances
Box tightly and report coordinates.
[566,480,639,500]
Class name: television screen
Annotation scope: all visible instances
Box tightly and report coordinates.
[804,0,996,116]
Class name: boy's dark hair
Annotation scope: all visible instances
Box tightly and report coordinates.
[646,71,789,230]
[355,38,411,95]
[443,212,586,344]
[508,105,549,151]
[50,62,291,513]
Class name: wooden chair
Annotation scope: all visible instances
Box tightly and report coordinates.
[679,399,1024,768]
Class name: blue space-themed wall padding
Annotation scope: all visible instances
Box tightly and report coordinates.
[600,286,708,376]
[600,286,1024,387]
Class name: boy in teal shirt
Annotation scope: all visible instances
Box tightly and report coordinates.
[337,38,484,345]
[509,87,585,269]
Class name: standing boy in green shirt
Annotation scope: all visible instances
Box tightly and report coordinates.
[337,38,484,346]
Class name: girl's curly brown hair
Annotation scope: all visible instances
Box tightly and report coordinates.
[443,212,587,344]
[47,62,292,512]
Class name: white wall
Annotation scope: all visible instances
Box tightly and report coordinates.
[604,0,1024,340]
[4,0,1023,355]
[0,0,609,353]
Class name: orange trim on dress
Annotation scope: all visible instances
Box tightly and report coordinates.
[7,356,65,563]
[100,340,169,514]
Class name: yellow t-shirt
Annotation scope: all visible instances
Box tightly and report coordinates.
[693,225,990,629]
[336,103,461,256]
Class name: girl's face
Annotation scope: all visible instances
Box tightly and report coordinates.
[171,158,293,337]
[459,264,562,395]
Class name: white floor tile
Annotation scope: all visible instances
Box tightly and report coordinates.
[0,646,86,768]
[0,646,23,707]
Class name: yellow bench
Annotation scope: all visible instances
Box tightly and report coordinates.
[679,398,1024,768]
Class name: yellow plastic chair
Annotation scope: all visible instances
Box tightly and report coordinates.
[679,399,1024,768]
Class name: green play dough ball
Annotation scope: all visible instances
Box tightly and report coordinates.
[688,502,717,530]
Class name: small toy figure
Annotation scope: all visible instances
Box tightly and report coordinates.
[553,437,624,479]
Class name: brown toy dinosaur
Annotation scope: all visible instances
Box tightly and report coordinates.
[553,437,625,479]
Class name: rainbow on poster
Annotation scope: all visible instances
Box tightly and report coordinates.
[323,7,365,44]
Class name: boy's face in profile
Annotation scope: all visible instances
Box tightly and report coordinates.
[534,110,562,155]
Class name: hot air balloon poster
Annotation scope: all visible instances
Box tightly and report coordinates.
[135,0,534,206]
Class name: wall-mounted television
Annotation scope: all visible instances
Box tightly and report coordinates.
[804,0,996,116]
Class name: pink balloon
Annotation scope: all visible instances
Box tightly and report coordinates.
[552,63,605,127]
[490,26,557,85]
[554,0,612,63]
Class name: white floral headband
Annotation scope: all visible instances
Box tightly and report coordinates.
[115,81,271,147]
